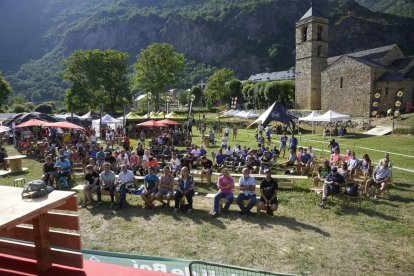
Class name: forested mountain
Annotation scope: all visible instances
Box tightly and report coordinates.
[1,0,414,102]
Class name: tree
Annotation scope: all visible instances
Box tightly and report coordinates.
[204,68,236,106]
[0,72,13,107]
[61,49,131,114]
[190,86,203,106]
[134,43,185,111]
[34,103,53,114]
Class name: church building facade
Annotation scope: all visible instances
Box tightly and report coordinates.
[295,7,414,117]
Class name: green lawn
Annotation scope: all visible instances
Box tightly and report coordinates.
[0,126,413,275]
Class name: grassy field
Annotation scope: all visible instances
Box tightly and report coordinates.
[0,125,413,275]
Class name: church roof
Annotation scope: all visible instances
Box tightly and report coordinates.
[390,56,414,70]
[405,67,414,79]
[248,70,295,82]
[348,56,385,68]
[327,44,398,66]
[300,7,324,20]
[377,72,408,82]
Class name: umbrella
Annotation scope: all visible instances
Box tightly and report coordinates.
[15,119,47,128]
[43,121,83,129]
[158,119,179,125]
[137,120,167,127]
[0,125,10,133]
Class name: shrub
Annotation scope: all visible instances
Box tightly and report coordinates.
[13,104,29,113]
[393,127,414,135]
[34,103,53,114]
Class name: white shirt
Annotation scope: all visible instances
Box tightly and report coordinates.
[170,157,181,169]
[221,136,228,146]
[239,175,256,196]
[118,170,134,184]
[191,149,201,158]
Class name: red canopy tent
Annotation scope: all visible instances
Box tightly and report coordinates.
[158,119,179,125]
[43,121,83,129]
[15,119,47,128]
[137,120,167,127]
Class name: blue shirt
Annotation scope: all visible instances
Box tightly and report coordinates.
[289,137,297,148]
[216,154,225,164]
[144,174,159,190]
[56,159,71,173]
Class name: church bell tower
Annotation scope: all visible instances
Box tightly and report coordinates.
[295,4,329,110]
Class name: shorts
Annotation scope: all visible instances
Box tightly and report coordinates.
[259,197,278,206]
[156,189,174,197]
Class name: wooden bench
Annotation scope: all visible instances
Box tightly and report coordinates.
[206,193,260,214]
[72,185,120,204]
[73,184,197,206]
[212,172,307,188]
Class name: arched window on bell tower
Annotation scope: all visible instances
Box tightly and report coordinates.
[302,26,308,42]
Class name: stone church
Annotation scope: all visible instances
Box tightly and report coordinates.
[295,7,414,117]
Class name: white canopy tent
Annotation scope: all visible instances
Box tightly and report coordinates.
[313,110,351,122]
[298,111,321,122]
[92,114,123,137]
[298,111,321,134]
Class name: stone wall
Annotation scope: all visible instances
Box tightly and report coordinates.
[295,16,329,110]
[375,79,414,114]
[321,56,372,117]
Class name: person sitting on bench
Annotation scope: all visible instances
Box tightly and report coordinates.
[212,168,234,218]
[236,168,256,215]
[117,164,135,209]
[155,166,175,207]
[258,169,279,216]
[80,165,101,208]
[174,167,195,214]
[141,167,159,209]
[100,162,116,209]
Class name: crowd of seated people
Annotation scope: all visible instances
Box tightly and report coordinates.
[4,120,395,213]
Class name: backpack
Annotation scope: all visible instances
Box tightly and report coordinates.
[22,180,48,199]
[344,183,358,197]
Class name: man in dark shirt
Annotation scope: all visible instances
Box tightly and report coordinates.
[42,155,56,187]
[258,169,278,216]
[199,156,213,184]
[80,165,101,208]
[180,154,192,170]
[105,152,117,171]
[320,166,345,208]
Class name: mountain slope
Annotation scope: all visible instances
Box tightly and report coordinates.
[1,0,414,102]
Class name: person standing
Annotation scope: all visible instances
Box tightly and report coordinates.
[288,134,298,153]
[279,133,288,158]
[212,168,234,217]
[232,126,238,141]
[236,168,257,215]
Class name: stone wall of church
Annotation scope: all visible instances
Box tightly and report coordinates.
[321,56,372,117]
[374,79,414,115]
